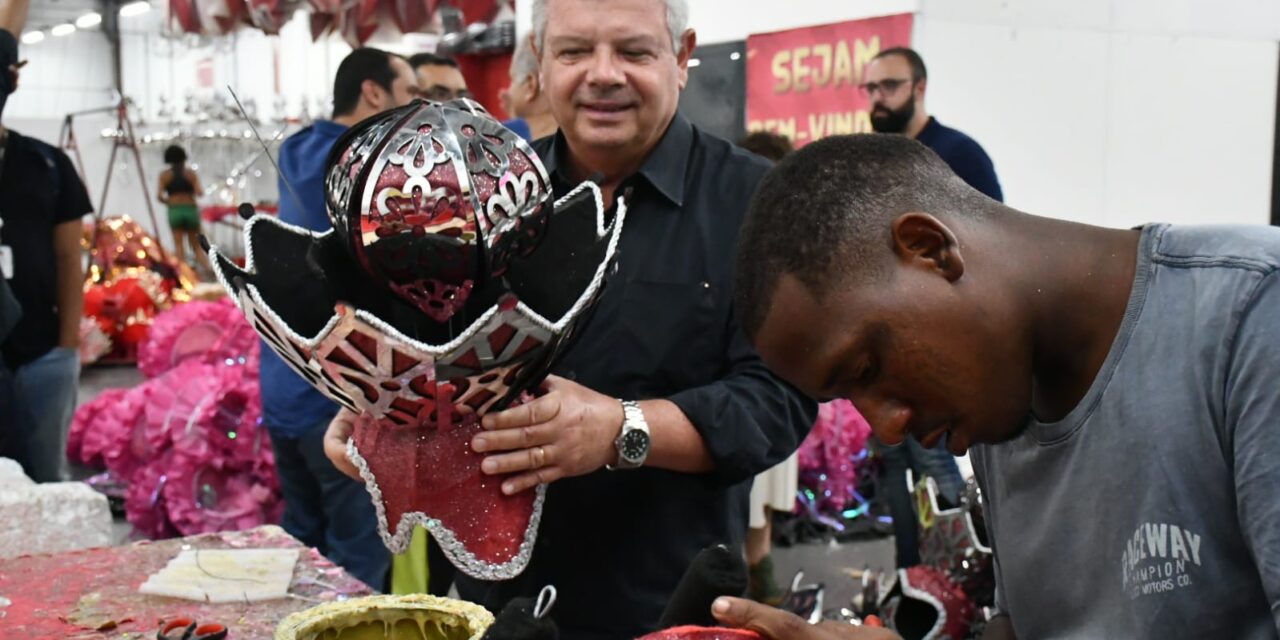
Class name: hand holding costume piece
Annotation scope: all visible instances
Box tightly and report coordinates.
[711,598,901,640]
[323,407,361,481]
[472,375,625,495]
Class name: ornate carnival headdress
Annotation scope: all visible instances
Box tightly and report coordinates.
[210,98,625,580]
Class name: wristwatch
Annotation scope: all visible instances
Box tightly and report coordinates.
[609,400,651,470]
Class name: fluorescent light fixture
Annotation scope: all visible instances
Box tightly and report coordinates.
[51,23,76,37]
[76,12,102,28]
[119,1,152,17]
[20,31,43,44]
[688,58,701,68]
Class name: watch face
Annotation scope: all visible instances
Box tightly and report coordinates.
[620,428,650,462]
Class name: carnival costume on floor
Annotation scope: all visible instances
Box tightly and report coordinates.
[67,298,280,537]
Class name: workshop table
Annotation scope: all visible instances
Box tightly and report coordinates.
[0,525,373,639]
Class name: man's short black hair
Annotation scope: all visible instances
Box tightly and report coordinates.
[734,134,995,341]
[738,132,794,163]
[873,47,927,82]
[333,48,401,117]
[407,52,460,70]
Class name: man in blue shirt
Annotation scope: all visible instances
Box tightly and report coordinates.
[864,47,1003,202]
[262,46,418,590]
[860,46,1003,568]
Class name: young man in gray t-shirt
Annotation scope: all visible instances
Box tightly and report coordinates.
[708,134,1280,640]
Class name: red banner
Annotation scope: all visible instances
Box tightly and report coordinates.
[746,14,914,147]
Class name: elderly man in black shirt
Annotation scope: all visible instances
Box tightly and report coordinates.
[325,0,815,635]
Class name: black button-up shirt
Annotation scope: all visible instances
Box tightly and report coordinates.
[455,114,816,639]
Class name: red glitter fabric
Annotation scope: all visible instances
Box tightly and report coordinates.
[0,526,372,638]
[638,627,762,640]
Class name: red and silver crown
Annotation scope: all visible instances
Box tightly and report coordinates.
[209,99,626,580]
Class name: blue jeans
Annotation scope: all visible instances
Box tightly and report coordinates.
[268,418,390,591]
[6,347,79,482]
[873,435,964,568]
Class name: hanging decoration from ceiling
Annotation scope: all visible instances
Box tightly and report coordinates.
[164,0,505,48]
[336,0,380,47]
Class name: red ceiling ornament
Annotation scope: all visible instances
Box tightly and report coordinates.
[307,0,340,40]
[209,99,626,580]
[169,0,203,34]
[448,0,498,24]
[388,0,435,35]
[337,0,380,47]
[244,0,294,34]
[202,0,248,34]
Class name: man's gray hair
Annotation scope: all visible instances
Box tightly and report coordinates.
[506,38,537,82]
[510,38,538,83]
[531,0,689,56]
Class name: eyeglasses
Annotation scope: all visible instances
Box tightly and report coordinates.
[859,78,911,97]
[422,85,472,102]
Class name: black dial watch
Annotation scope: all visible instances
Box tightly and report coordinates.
[609,400,650,470]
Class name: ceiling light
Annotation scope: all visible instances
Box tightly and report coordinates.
[20,31,43,44]
[51,23,76,37]
[76,12,102,28]
[119,1,152,17]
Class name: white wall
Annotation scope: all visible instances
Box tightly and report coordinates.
[5,29,117,120]
[912,0,1279,227]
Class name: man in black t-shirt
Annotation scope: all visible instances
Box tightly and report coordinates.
[0,5,95,481]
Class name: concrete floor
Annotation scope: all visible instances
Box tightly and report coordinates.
[76,364,897,607]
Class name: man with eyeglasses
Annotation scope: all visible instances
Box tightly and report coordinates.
[860,46,1002,572]
[407,52,471,102]
[863,47,1002,201]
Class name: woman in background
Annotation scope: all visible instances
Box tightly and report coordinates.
[157,145,206,272]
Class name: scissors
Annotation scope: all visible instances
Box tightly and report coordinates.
[157,617,229,640]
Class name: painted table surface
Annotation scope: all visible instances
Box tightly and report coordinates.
[0,525,373,639]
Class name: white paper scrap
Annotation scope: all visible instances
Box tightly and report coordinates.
[138,548,300,603]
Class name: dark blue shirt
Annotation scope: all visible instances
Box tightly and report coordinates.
[501,117,533,142]
[916,116,1003,202]
[257,120,347,436]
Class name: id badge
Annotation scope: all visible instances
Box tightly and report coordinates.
[0,245,12,279]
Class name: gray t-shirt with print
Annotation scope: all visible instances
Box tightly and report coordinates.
[971,224,1280,639]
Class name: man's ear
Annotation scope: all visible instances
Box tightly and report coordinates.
[525,74,540,102]
[360,78,384,111]
[530,32,545,88]
[890,212,965,282]
[676,28,697,89]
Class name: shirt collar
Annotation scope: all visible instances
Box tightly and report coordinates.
[313,119,349,137]
[916,116,940,141]
[541,112,692,207]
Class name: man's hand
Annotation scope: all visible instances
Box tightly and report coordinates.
[471,374,624,495]
[323,407,362,480]
[7,59,23,91]
[711,598,901,640]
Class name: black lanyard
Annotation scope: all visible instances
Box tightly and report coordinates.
[0,128,8,180]
[0,129,7,240]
